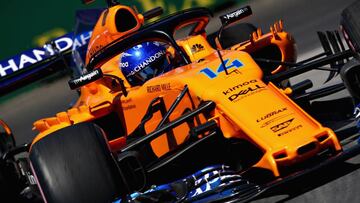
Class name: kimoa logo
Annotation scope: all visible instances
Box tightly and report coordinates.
[223,80,257,96]
[270,118,294,132]
[256,107,287,123]
[228,84,265,101]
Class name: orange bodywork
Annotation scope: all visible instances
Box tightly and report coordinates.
[32,6,342,177]
[0,118,12,136]
[85,5,145,65]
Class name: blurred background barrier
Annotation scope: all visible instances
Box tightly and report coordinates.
[0,0,239,61]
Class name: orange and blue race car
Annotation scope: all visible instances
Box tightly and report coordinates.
[1,0,360,202]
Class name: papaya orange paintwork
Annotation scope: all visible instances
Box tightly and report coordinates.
[32,5,342,177]
[0,118,13,136]
[85,5,145,65]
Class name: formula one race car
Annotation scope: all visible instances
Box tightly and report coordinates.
[2,0,360,202]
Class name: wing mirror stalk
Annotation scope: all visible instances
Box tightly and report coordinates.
[216,6,252,48]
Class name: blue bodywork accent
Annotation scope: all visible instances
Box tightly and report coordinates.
[199,59,243,79]
[114,165,258,203]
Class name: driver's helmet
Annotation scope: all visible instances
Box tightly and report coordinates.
[119,41,172,86]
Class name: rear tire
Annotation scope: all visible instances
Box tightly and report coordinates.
[29,123,122,203]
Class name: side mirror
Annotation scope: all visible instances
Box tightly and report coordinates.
[216,6,252,49]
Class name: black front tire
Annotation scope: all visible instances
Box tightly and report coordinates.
[29,123,122,203]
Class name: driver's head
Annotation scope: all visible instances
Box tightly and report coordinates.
[119,41,172,86]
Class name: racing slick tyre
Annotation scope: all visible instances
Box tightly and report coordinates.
[29,123,122,203]
[341,0,360,52]
[208,23,257,49]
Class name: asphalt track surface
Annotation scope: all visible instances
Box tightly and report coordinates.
[0,0,359,202]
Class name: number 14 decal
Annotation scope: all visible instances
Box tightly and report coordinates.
[199,59,243,79]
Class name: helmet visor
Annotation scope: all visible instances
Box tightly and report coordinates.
[126,56,171,86]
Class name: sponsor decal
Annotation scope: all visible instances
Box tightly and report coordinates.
[278,125,302,136]
[256,108,295,128]
[223,79,257,96]
[125,50,166,77]
[122,98,132,104]
[72,69,101,85]
[122,98,135,110]
[0,31,92,78]
[228,84,266,102]
[123,104,136,110]
[191,43,205,53]
[188,166,243,197]
[221,7,250,22]
[354,104,360,119]
[270,118,294,132]
[190,170,220,197]
[260,113,294,128]
[199,59,243,79]
[147,83,171,93]
[68,69,102,89]
[119,61,129,68]
[257,107,287,122]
